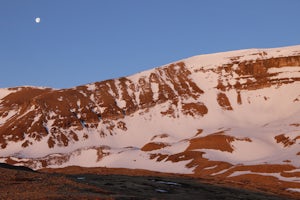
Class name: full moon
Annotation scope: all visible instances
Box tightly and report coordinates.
[35,17,41,23]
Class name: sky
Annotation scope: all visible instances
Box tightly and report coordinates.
[1,0,300,89]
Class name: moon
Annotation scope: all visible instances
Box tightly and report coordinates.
[35,17,41,23]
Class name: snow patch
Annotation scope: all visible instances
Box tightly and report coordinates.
[228,171,300,182]
[86,84,96,91]
[0,109,18,126]
[151,82,159,101]
[287,188,300,193]
[0,88,15,101]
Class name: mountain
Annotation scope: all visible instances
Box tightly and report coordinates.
[0,45,300,198]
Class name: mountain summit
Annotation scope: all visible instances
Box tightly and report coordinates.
[1,45,300,198]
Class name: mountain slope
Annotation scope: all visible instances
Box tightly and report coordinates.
[0,45,300,198]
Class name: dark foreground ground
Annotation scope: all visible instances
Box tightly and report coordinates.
[0,163,296,200]
[70,174,293,200]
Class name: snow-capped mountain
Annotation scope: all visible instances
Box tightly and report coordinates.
[1,45,300,197]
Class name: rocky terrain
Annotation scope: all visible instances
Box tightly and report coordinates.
[0,164,295,200]
[0,45,300,199]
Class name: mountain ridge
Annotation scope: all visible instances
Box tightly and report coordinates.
[0,45,300,198]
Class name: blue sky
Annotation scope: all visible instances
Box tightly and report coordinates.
[1,0,300,89]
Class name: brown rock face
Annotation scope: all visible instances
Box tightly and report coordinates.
[1,53,300,150]
[0,47,299,155]
[217,93,233,110]
[211,54,300,92]
[186,131,251,153]
[274,134,300,147]
[141,142,170,151]
[0,61,207,149]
